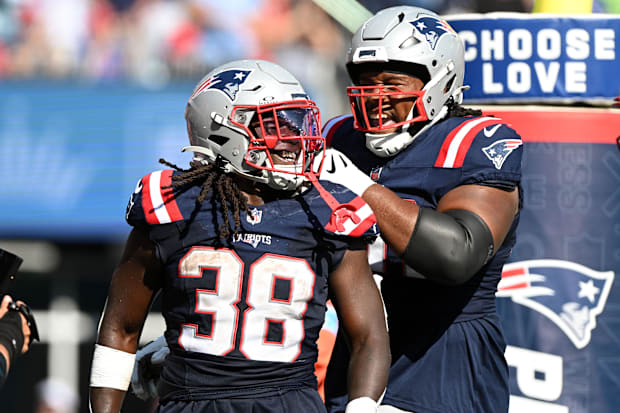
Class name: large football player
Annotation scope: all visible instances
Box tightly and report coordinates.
[320,6,523,413]
[89,59,390,413]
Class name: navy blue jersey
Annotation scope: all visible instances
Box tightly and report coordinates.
[125,169,376,402]
[323,114,523,413]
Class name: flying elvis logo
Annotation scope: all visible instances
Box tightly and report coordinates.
[411,17,455,50]
[190,69,253,101]
[482,139,522,169]
[497,259,615,349]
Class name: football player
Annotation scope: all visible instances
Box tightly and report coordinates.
[89,59,390,413]
[320,6,523,413]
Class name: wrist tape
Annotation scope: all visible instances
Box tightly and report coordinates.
[90,344,136,390]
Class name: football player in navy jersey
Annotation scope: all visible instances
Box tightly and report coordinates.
[319,6,523,413]
[89,59,390,413]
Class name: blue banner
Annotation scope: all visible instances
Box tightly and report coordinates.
[0,81,193,241]
[447,14,620,103]
[489,109,620,413]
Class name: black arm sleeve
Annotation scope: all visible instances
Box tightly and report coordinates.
[401,208,494,285]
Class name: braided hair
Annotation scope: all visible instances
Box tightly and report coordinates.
[159,158,248,240]
[446,97,483,118]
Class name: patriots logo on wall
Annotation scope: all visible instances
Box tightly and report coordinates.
[190,69,253,101]
[497,259,615,349]
[482,139,522,169]
[411,17,454,50]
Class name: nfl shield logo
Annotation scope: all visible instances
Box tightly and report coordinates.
[370,166,383,181]
[246,208,263,225]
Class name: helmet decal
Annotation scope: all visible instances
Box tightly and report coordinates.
[190,69,253,102]
[411,16,453,50]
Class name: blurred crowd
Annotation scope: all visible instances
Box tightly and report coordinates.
[2,0,618,83]
[0,0,616,114]
[0,0,537,84]
[0,0,343,84]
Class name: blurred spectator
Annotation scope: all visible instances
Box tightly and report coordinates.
[0,0,542,84]
[34,377,79,413]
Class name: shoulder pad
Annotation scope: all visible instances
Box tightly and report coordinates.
[126,169,184,227]
[434,116,522,169]
[323,115,354,147]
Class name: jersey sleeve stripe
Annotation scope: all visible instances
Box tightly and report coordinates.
[160,169,183,222]
[435,117,502,168]
[141,173,158,224]
[142,170,183,224]
[323,115,352,147]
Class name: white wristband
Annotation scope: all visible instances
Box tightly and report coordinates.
[345,396,378,413]
[90,344,136,390]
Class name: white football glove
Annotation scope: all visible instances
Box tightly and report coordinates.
[130,335,169,400]
[318,148,376,197]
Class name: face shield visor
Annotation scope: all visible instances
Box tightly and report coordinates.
[230,100,325,178]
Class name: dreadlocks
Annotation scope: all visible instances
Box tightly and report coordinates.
[159,158,248,240]
[446,98,483,118]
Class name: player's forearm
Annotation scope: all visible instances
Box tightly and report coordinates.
[90,387,126,413]
[347,333,390,401]
[361,184,418,254]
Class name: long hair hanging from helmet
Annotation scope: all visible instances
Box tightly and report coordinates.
[311,0,372,33]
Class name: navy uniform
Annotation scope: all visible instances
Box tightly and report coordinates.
[126,169,376,413]
[323,114,523,413]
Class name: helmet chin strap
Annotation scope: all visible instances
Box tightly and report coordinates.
[364,105,449,157]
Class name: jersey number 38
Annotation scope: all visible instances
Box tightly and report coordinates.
[177,246,316,363]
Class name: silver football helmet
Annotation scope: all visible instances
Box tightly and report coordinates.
[184,59,324,190]
[346,6,465,157]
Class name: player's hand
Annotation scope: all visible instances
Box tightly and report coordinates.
[0,296,31,354]
[0,295,12,319]
[131,335,169,400]
[317,148,376,197]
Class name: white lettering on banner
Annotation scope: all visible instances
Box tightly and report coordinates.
[505,345,563,401]
[566,29,590,59]
[508,29,533,60]
[566,61,587,93]
[505,346,569,412]
[537,29,562,59]
[460,30,478,60]
[483,63,504,93]
[507,62,531,93]
[595,29,615,59]
[460,26,616,96]
[533,62,560,92]
[481,29,505,60]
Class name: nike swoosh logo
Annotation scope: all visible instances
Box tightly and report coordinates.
[483,124,502,137]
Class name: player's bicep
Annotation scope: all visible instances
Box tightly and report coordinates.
[98,227,162,351]
[438,184,519,250]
